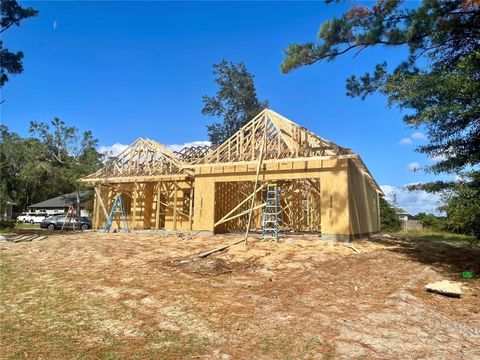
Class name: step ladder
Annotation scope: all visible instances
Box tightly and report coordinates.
[103,194,129,233]
[262,183,283,242]
[61,205,77,231]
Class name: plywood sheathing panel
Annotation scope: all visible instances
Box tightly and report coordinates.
[348,159,381,236]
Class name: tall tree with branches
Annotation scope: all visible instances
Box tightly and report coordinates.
[282,0,479,176]
[0,0,38,87]
[202,60,268,146]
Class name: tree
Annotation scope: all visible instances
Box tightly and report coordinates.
[281,0,480,175]
[202,60,268,146]
[0,120,103,218]
[440,172,480,241]
[379,197,401,232]
[29,118,104,217]
[416,212,444,230]
[0,0,38,87]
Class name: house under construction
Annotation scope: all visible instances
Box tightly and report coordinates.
[81,109,383,241]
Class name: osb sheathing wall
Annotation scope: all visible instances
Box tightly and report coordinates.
[193,158,350,237]
[347,159,381,237]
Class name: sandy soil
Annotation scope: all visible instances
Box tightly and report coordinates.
[1,231,479,359]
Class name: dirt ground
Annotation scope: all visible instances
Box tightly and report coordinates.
[1,231,479,359]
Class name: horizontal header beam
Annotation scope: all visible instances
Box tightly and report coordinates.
[79,174,193,184]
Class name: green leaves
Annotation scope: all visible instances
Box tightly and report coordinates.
[0,0,38,87]
[282,0,480,175]
[0,120,103,213]
[202,60,268,146]
[379,197,401,232]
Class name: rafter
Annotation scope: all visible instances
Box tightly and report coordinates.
[82,138,192,182]
[197,109,351,164]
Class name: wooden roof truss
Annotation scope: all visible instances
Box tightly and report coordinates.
[83,138,192,181]
[198,109,351,164]
[174,145,213,165]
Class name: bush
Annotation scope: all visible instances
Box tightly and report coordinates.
[0,220,15,231]
[379,197,401,232]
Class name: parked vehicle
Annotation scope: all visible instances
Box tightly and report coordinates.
[40,215,92,231]
[16,213,34,222]
[29,213,49,224]
[16,212,46,224]
[46,212,65,218]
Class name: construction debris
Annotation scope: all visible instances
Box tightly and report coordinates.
[198,238,244,258]
[2,234,49,243]
[425,280,462,298]
[343,244,359,253]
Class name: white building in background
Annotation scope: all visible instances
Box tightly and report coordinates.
[27,192,91,217]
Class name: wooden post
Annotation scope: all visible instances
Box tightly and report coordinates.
[173,181,178,231]
[93,186,99,230]
[94,186,109,228]
[155,181,161,230]
[188,183,194,231]
[244,128,267,245]
[132,182,137,230]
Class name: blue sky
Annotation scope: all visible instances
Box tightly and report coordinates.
[2,1,448,214]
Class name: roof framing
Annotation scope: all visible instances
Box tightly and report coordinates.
[197,109,351,164]
[81,137,192,183]
[79,109,381,194]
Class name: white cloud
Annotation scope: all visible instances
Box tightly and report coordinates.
[98,143,129,157]
[381,184,441,215]
[53,20,58,30]
[167,140,211,152]
[411,131,427,140]
[399,137,413,145]
[407,162,421,172]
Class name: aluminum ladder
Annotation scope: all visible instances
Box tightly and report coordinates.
[103,194,129,233]
[262,183,281,242]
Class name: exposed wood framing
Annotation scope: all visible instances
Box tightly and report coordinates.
[197,109,351,165]
[79,108,382,236]
[155,181,161,230]
[174,145,213,165]
[82,138,193,182]
[94,186,109,219]
[244,124,267,244]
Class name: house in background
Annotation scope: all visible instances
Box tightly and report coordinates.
[394,207,410,222]
[394,207,423,231]
[28,191,90,217]
[2,196,16,220]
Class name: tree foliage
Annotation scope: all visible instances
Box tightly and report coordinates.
[416,212,444,230]
[379,197,401,232]
[202,60,268,146]
[282,0,480,175]
[0,0,38,87]
[439,172,480,241]
[0,120,103,217]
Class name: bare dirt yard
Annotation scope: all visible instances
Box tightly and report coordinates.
[1,231,479,359]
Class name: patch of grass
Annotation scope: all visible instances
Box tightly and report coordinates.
[0,252,211,359]
[15,223,40,230]
[393,230,475,243]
